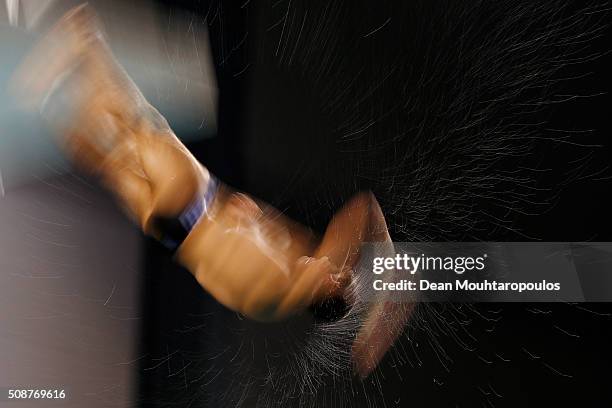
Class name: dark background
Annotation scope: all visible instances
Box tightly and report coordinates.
[138,1,612,407]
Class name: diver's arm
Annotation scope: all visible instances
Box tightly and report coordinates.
[11,4,362,321]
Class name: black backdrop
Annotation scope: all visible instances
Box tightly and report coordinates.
[139,1,612,407]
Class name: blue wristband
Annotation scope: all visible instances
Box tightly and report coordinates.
[156,175,219,251]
